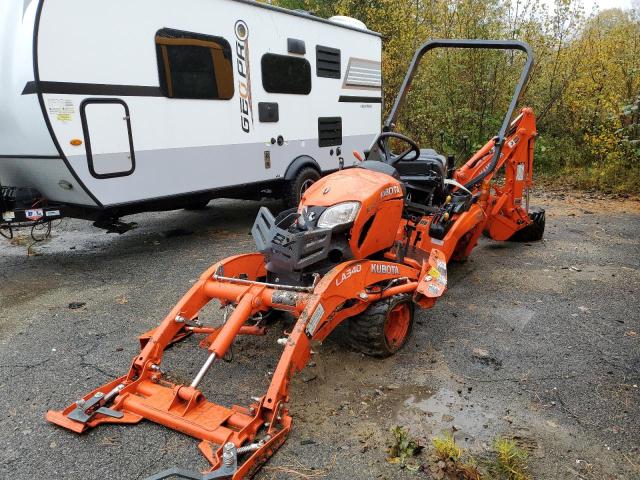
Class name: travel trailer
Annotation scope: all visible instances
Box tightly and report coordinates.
[0,0,382,232]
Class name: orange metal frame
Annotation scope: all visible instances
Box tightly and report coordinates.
[47,253,420,478]
[47,108,537,479]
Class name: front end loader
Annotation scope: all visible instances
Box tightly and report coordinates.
[48,39,543,479]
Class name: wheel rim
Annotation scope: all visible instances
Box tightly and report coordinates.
[300,178,315,197]
[383,302,411,351]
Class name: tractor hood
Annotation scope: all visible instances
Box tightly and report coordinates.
[301,167,403,208]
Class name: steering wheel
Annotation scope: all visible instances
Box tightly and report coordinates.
[375,132,420,165]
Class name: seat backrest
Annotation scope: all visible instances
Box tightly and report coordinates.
[395,149,446,178]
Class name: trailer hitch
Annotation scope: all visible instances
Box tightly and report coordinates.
[93,217,137,234]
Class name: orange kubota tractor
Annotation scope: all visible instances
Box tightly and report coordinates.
[48,40,544,479]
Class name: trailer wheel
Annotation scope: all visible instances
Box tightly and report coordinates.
[284,167,320,209]
[509,206,545,242]
[348,295,414,358]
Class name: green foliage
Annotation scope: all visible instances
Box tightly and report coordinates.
[429,433,483,479]
[387,425,423,466]
[432,432,462,462]
[270,0,640,192]
[491,437,530,480]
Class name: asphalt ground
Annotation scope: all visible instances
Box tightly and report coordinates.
[0,192,638,479]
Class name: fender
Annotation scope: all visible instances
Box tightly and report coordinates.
[283,155,321,180]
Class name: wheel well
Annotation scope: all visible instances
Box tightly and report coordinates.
[284,155,321,180]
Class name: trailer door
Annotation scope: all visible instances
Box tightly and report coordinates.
[80,99,135,179]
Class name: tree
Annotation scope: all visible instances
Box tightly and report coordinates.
[269,0,640,191]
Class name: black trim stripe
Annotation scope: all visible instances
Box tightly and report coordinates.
[339,95,382,103]
[22,81,163,97]
[21,81,37,94]
[0,154,61,159]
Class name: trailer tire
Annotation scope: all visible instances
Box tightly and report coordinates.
[283,167,320,209]
[509,206,545,242]
[347,294,414,358]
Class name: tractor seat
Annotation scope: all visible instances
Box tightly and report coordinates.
[395,149,446,179]
[359,149,446,206]
[394,149,446,207]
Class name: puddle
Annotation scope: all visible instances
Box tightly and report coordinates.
[396,388,497,447]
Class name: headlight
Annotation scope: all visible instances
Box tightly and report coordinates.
[317,201,360,228]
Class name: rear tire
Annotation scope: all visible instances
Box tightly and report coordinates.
[283,167,320,209]
[509,206,545,242]
[348,295,414,358]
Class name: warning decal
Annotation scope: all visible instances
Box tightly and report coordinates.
[47,99,75,122]
[305,303,325,337]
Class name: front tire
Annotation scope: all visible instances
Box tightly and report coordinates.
[283,167,320,209]
[509,206,545,242]
[348,295,414,358]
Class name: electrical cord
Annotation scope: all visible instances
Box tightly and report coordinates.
[0,225,13,240]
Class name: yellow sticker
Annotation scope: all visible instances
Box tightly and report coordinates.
[57,113,72,122]
[428,267,440,279]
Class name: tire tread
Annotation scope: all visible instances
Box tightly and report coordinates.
[284,167,320,209]
[347,294,414,358]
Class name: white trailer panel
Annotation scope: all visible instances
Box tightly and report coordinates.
[0,0,382,221]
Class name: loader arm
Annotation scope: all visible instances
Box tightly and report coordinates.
[47,253,420,479]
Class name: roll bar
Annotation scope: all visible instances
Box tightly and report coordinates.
[384,39,534,189]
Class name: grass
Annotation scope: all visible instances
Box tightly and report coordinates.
[427,433,531,480]
[432,432,461,462]
[535,166,640,195]
[386,426,423,468]
[491,437,530,480]
[430,433,482,479]
[386,427,532,479]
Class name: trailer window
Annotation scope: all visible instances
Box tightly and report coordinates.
[261,54,311,95]
[155,29,234,100]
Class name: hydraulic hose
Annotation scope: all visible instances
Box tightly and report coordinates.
[463,138,503,190]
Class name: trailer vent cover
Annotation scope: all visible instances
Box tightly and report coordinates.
[316,46,341,79]
[328,16,368,30]
[318,117,342,147]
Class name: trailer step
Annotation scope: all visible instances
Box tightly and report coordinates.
[93,218,138,234]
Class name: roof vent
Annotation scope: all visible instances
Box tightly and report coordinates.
[328,16,368,30]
